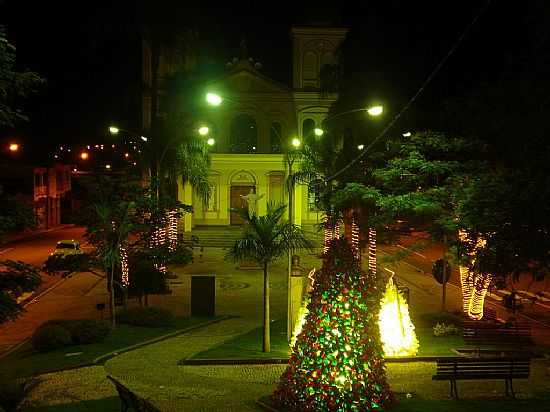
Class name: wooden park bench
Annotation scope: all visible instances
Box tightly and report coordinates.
[432,357,531,399]
[107,375,161,412]
[463,323,533,348]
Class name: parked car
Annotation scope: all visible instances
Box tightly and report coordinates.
[51,240,83,257]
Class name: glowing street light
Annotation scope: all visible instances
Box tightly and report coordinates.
[207,137,215,146]
[402,131,412,137]
[291,137,301,148]
[80,151,89,160]
[357,144,365,150]
[314,128,324,137]
[105,164,111,170]
[109,126,120,134]
[8,143,19,152]
[367,105,383,116]
[140,136,148,142]
[198,126,210,136]
[206,92,222,106]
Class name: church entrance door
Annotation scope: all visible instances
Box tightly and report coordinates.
[230,185,254,225]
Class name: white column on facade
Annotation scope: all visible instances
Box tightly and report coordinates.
[257,173,268,216]
[293,183,303,227]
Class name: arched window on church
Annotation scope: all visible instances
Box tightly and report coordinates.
[270,122,282,153]
[302,118,315,144]
[230,114,258,153]
[303,51,318,82]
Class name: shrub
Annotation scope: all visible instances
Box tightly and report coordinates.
[117,307,175,327]
[433,322,460,337]
[31,324,71,352]
[68,319,111,344]
[0,375,37,412]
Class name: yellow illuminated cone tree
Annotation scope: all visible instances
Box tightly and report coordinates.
[378,276,419,357]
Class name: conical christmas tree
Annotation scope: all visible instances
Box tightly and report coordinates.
[378,277,419,357]
[272,239,394,411]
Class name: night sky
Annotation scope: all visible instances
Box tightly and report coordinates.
[1,1,542,162]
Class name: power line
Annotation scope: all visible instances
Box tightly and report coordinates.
[324,0,493,183]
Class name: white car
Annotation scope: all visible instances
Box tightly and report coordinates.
[51,240,83,257]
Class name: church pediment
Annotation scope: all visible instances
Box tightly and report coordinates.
[208,69,292,95]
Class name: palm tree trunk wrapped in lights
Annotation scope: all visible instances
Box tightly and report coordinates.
[120,245,129,287]
[150,223,167,274]
[458,230,492,320]
[351,214,360,261]
[459,264,474,314]
[167,208,178,252]
[323,218,334,254]
[368,227,377,276]
[468,274,492,320]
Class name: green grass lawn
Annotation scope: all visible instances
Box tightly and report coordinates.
[193,317,463,360]
[194,318,290,360]
[0,316,215,378]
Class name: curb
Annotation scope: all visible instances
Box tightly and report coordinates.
[2,224,77,245]
[179,355,456,366]
[94,315,232,365]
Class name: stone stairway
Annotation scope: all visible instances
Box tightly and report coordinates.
[182,224,323,249]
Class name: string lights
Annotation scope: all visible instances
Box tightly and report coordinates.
[368,227,377,276]
[458,229,492,320]
[120,245,129,287]
[351,214,360,261]
[167,209,178,252]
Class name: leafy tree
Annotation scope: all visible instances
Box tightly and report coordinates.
[0,195,36,241]
[81,177,137,328]
[227,203,313,352]
[0,260,41,324]
[0,26,44,127]
[126,252,169,306]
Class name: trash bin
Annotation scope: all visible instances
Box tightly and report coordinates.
[191,275,216,316]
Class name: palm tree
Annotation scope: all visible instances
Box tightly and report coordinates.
[227,203,313,352]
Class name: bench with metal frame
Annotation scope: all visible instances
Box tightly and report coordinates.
[463,323,532,347]
[432,357,530,399]
[106,375,161,412]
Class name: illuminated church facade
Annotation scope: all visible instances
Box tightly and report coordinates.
[143,26,347,230]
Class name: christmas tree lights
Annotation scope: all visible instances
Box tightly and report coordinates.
[273,239,393,411]
[378,277,419,357]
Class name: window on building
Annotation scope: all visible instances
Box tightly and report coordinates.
[303,51,318,82]
[230,114,258,153]
[308,181,322,211]
[270,122,282,153]
[302,118,315,144]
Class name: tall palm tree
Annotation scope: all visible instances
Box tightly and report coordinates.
[227,203,313,352]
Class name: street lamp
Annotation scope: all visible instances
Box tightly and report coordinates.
[8,143,19,152]
[314,128,324,137]
[291,137,301,148]
[367,105,384,116]
[207,137,215,146]
[80,151,89,160]
[198,126,210,136]
[206,92,223,106]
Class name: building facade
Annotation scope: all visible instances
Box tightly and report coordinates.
[143,25,348,230]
